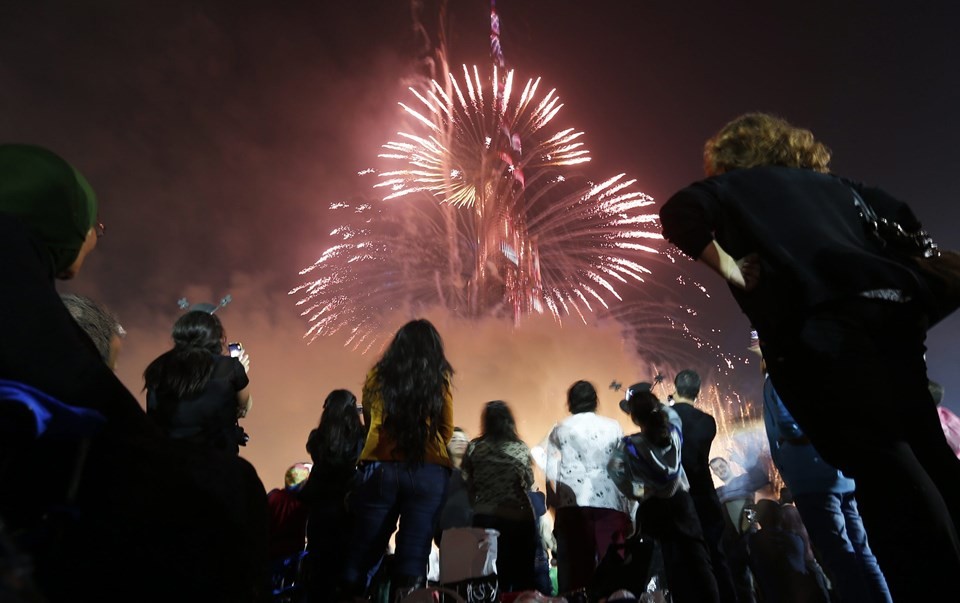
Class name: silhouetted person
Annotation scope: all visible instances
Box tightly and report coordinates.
[302,389,365,602]
[144,309,253,455]
[462,401,538,593]
[0,144,269,602]
[340,319,454,600]
[670,370,740,602]
[546,380,634,594]
[661,112,960,600]
[609,382,720,603]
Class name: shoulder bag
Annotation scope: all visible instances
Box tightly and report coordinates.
[852,189,960,328]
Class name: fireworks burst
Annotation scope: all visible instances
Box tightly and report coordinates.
[292,65,667,349]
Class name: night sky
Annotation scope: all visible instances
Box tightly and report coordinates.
[3,1,959,486]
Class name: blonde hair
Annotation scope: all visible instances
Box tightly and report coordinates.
[704,112,831,176]
[284,463,311,488]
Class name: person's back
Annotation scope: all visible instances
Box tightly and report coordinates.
[149,355,246,449]
[341,319,454,600]
[748,526,827,603]
[463,403,538,593]
[671,369,739,603]
[660,112,960,602]
[610,383,719,603]
[664,165,923,339]
[464,438,533,516]
[301,390,364,602]
[550,411,630,511]
[266,463,310,561]
[547,380,634,595]
[672,403,716,495]
[144,309,252,455]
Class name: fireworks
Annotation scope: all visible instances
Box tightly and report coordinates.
[292,65,667,349]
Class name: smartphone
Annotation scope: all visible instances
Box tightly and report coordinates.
[228,342,244,358]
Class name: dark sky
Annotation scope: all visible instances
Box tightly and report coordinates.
[3,0,959,485]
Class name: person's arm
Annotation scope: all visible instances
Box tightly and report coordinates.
[545,424,561,482]
[438,379,454,445]
[724,463,771,498]
[661,184,760,290]
[237,387,252,418]
[607,439,643,500]
[234,352,252,418]
[522,446,535,490]
[0,216,152,430]
[765,380,808,444]
[698,240,760,291]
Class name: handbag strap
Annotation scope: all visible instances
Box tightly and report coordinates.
[850,188,884,245]
[849,187,940,259]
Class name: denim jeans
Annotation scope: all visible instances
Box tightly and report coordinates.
[793,492,891,603]
[342,461,450,590]
[764,299,960,601]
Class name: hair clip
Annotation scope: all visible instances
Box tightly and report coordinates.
[177,294,233,314]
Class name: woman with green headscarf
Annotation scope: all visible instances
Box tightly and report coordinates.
[0,145,271,601]
[0,144,100,279]
[0,144,142,420]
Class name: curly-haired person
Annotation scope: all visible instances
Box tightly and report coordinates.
[659,112,960,600]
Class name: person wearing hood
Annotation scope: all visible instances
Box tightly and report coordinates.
[608,382,719,603]
[0,144,269,601]
[0,144,144,424]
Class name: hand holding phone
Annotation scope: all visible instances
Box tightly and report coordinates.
[228,342,251,374]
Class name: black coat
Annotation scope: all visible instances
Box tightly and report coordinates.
[672,402,726,529]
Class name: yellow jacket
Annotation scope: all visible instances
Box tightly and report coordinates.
[359,368,454,467]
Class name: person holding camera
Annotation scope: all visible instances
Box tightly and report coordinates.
[144,309,252,454]
[608,382,720,603]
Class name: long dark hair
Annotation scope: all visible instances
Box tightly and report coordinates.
[376,319,453,463]
[628,391,671,447]
[307,389,364,467]
[479,400,521,443]
[144,310,225,400]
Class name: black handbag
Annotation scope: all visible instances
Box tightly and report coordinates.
[853,189,960,327]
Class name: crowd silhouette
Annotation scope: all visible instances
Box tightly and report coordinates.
[4,110,960,603]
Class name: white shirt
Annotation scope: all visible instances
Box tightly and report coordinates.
[545,412,635,515]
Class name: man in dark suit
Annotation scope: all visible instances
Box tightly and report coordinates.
[671,370,741,603]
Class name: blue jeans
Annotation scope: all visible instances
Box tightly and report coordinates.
[765,299,960,601]
[342,462,450,589]
[793,492,891,603]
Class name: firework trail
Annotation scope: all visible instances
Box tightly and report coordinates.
[293,1,673,351]
[289,193,466,353]
[291,63,670,349]
[289,62,747,383]
[291,4,757,428]
[381,64,664,317]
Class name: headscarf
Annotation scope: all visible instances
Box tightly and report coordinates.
[0,144,98,274]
